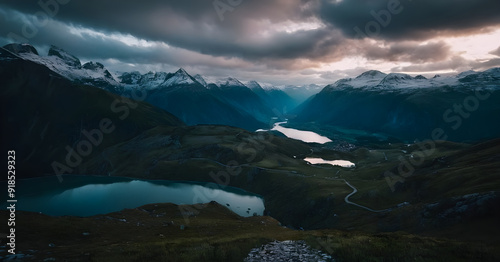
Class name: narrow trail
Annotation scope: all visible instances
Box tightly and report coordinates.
[342,179,393,213]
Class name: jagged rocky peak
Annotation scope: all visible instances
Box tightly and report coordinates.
[124,71,142,77]
[82,61,105,70]
[143,71,170,80]
[170,68,194,79]
[176,67,189,75]
[415,75,427,80]
[3,43,39,55]
[82,61,114,79]
[48,45,81,68]
[162,68,197,87]
[118,71,142,85]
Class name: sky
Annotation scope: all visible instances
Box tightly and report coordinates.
[1,0,500,86]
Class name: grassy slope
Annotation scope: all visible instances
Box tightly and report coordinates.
[77,123,500,243]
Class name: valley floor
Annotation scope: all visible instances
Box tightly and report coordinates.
[4,126,500,261]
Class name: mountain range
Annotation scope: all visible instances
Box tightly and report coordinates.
[3,42,500,143]
[2,43,298,131]
[295,68,500,142]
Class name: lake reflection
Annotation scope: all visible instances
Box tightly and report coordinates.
[1,176,265,217]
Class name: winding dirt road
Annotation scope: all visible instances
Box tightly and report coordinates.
[342,179,392,213]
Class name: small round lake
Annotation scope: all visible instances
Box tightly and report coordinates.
[1,175,265,217]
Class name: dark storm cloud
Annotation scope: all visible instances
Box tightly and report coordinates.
[319,0,500,40]
[475,58,500,69]
[0,7,259,74]
[1,0,494,64]
[362,41,451,63]
[394,56,500,73]
[0,0,335,62]
[1,0,499,83]
[394,56,470,72]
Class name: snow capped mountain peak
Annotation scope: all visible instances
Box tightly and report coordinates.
[176,67,189,75]
[193,74,208,87]
[325,70,482,91]
[162,68,197,87]
[3,43,39,55]
[328,70,388,90]
[415,75,427,80]
[384,73,413,80]
[118,69,207,90]
[2,43,119,90]
[355,70,387,80]
[245,80,278,90]
[144,71,170,85]
[246,80,263,90]
[459,67,500,83]
[146,71,169,79]
[48,45,81,68]
[118,71,171,89]
[83,61,105,70]
[83,61,115,80]
[259,82,279,90]
[118,71,142,85]
[380,73,414,85]
[217,77,245,87]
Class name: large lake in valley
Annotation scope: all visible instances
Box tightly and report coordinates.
[1,175,265,217]
[257,121,332,144]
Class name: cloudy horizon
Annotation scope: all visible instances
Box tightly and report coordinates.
[1,0,500,86]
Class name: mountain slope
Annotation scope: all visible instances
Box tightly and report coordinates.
[282,84,323,105]
[295,69,500,142]
[3,43,121,93]
[0,47,184,178]
[247,81,298,113]
[211,78,275,123]
[119,71,269,130]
